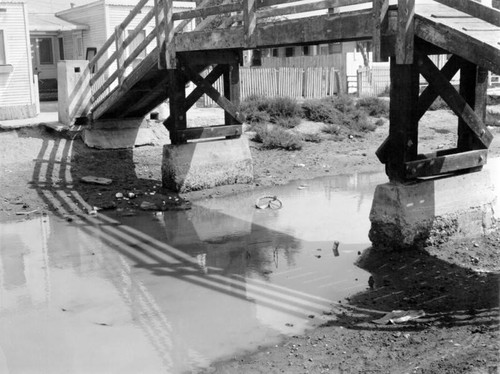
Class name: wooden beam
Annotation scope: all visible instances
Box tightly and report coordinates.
[174,3,241,20]
[396,0,415,64]
[405,149,488,178]
[114,26,126,86]
[171,124,242,142]
[163,0,176,69]
[386,55,420,180]
[168,69,187,144]
[224,63,241,126]
[372,0,389,62]
[417,52,493,149]
[416,54,461,121]
[256,0,370,9]
[414,17,500,75]
[244,0,257,46]
[432,0,500,27]
[178,50,241,65]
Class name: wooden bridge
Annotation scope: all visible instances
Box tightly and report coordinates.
[83,0,500,182]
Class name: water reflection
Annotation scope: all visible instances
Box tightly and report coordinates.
[0,170,383,373]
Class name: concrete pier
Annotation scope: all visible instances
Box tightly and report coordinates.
[162,137,253,192]
[369,170,497,250]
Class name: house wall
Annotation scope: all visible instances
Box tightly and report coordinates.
[57,2,107,61]
[0,2,37,120]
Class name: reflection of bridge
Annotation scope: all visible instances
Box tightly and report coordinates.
[74,0,499,182]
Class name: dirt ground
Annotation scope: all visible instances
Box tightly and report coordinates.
[1,105,499,373]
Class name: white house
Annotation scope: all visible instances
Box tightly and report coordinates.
[0,1,38,120]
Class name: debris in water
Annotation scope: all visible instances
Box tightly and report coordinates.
[81,176,113,185]
[15,209,38,215]
[372,310,425,325]
[255,195,283,210]
[315,255,321,259]
[332,241,340,257]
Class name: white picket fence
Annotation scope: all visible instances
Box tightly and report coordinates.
[200,66,340,107]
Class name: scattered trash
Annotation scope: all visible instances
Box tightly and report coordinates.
[81,176,113,185]
[295,163,306,168]
[315,255,321,259]
[297,184,308,190]
[255,195,283,210]
[88,207,98,216]
[128,192,136,199]
[115,192,124,199]
[140,201,157,211]
[372,310,425,325]
[332,241,340,257]
[15,209,38,215]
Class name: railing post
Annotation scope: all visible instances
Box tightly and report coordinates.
[163,0,176,69]
[244,0,256,47]
[372,0,389,62]
[396,0,415,64]
[115,25,126,86]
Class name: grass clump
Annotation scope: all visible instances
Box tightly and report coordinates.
[486,110,500,127]
[356,97,389,118]
[253,125,303,150]
[240,95,302,128]
[302,94,378,135]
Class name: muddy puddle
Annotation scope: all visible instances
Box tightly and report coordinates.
[0,168,460,373]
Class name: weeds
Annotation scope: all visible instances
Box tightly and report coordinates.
[486,110,500,127]
[356,97,389,118]
[240,95,302,128]
[252,124,303,150]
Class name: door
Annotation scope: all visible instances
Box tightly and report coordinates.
[31,36,58,99]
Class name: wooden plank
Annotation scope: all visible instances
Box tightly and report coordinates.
[114,26,126,86]
[163,0,176,69]
[179,50,241,65]
[417,52,493,149]
[414,16,500,75]
[385,56,420,180]
[432,0,500,27]
[174,3,241,20]
[194,0,232,31]
[171,124,242,142]
[372,0,389,62]
[224,63,241,126]
[256,0,370,9]
[416,54,461,121]
[405,149,488,178]
[167,69,187,144]
[396,0,415,64]
[244,0,257,45]
[89,0,150,70]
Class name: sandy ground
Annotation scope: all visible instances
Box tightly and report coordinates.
[0,104,499,373]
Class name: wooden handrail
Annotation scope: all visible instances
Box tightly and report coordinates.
[90,5,156,85]
[256,0,371,10]
[173,3,242,20]
[89,0,151,70]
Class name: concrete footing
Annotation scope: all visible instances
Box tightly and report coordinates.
[162,137,253,192]
[83,118,168,149]
[369,171,497,250]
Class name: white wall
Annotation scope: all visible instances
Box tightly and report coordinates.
[0,2,34,107]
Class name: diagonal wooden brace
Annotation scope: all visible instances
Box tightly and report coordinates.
[417,52,493,148]
[180,61,245,124]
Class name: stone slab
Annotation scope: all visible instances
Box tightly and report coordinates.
[162,137,253,192]
[83,118,169,149]
[369,170,497,250]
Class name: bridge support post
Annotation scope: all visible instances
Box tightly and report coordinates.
[162,49,253,192]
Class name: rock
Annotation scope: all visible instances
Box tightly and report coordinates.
[140,201,158,211]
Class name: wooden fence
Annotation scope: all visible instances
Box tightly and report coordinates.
[201,66,340,106]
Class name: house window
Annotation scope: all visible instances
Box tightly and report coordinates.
[272,48,279,57]
[328,43,341,54]
[303,45,310,56]
[128,30,146,59]
[58,37,65,60]
[285,47,294,57]
[0,30,6,65]
[39,38,54,65]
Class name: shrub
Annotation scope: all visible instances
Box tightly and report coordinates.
[486,110,500,127]
[274,116,301,129]
[266,96,303,120]
[302,100,342,124]
[356,97,389,118]
[323,94,356,113]
[252,125,303,150]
